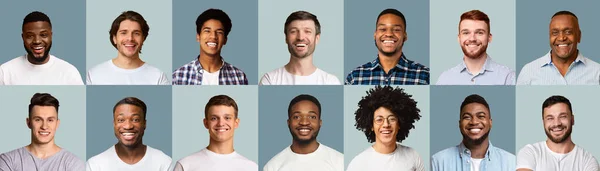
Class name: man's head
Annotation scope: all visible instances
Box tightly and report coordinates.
[459,94,492,146]
[196,9,232,58]
[27,93,60,145]
[354,86,421,145]
[112,97,147,148]
[374,9,407,58]
[203,95,239,143]
[109,11,149,58]
[22,11,53,64]
[458,10,492,59]
[287,94,322,145]
[284,11,321,59]
[542,95,574,144]
[549,11,581,61]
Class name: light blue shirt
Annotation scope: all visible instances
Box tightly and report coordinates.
[436,55,515,85]
[431,142,516,171]
[517,51,600,85]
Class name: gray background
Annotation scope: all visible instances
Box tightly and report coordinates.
[344,0,430,79]
[172,0,259,85]
[258,0,344,82]
[430,0,516,84]
[0,86,86,161]
[86,0,172,82]
[516,86,600,160]
[86,86,172,159]
[0,0,86,80]
[258,86,344,169]
[344,86,430,170]
[516,0,600,74]
[172,86,258,163]
[430,86,516,157]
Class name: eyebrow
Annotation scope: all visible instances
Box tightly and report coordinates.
[292,111,317,115]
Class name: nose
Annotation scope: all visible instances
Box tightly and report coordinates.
[469,117,481,125]
[41,120,49,130]
[122,120,134,129]
[299,116,310,125]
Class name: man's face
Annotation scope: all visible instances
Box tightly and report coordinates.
[112,19,145,59]
[543,103,574,144]
[22,21,53,64]
[113,104,146,148]
[198,19,227,57]
[374,14,406,57]
[372,107,400,145]
[27,106,60,145]
[203,105,239,143]
[285,20,320,59]
[458,19,492,59]
[549,15,580,60]
[459,103,492,145]
[288,100,322,144]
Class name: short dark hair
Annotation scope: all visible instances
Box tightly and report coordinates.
[354,86,421,143]
[284,11,321,35]
[196,8,232,37]
[204,95,239,118]
[542,95,572,116]
[288,94,321,119]
[552,10,578,20]
[460,10,490,32]
[460,94,490,117]
[109,11,150,53]
[377,9,406,31]
[113,97,147,120]
[23,11,52,31]
[29,93,59,118]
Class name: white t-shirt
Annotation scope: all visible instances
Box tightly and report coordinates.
[346,144,425,171]
[0,55,83,85]
[259,67,340,85]
[264,143,344,171]
[471,158,482,171]
[86,60,169,85]
[174,148,257,171]
[517,141,599,171]
[201,71,220,85]
[86,145,172,171]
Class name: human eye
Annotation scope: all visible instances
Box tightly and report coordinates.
[309,115,317,120]
[564,30,572,35]
[462,115,471,120]
[551,30,559,36]
[292,115,300,120]
[388,117,398,122]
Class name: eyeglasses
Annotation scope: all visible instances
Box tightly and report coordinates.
[374,115,398,125]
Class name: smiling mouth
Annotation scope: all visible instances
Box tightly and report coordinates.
[121,132,136,140]
[468,128,482,134]
[207,42,217,47]
[295,43,307,47]
[39,131,50,135]
[215,128,229,132]
[32,46,45,54]
[380,130,392,134]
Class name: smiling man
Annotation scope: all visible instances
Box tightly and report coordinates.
[436,10,515,85]
[431,94,515,171]
[0,11,83,85]
[172,9,248,85]
[0,93,84,171]
[174,95,257,171]
[517,11,600,85]
[259,11,340,85]
[86,97,172,171]
[516,95,599,171]
[86,11,169,85]
[264,94,343,171]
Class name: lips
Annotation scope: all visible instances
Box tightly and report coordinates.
[121,132,136,141]
[207,42,217,47]
[123,43,137,51]
[469,128,481,134]
[39,131,50,136]
[32,46,45,54]
[380,130,392,134]
[296,127,312,136]
[214,127,229,133]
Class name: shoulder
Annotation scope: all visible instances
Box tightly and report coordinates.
[146,146,172,162]
[518,142,543,156]
[403,57,430,71]
[177,149,205,165]
[521,55,547,71]
[234,152,258,168]
[87,146,115,165]
[264,147,290,168]
[347,147,372,170]
[316,68,341,85]
[319,144,344,159]
[431,146,459,160]
[141,63,166,75]
[88,60,112,73]
[0,56,25,67]
[59,149,86,167]
[223,62,247,74]
[491,145,516,160]
[173,59,197,73]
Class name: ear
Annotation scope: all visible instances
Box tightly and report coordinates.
[112,35,117,46]
[319,119,323,127]
[234,117,239,129]
[203,118,209,129]
[223,36,228,46]
[315,34,320,45]
[403,32,408,42]
[56,119,61,129]
[196,33,200,43]
[26,118,32,129]
[142,119,147,130]
[577,30,582,43]
[488,33,493,43]
[287,119,291,127]
[571,114,575,126]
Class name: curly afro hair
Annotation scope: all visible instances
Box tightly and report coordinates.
[354,85,421,143]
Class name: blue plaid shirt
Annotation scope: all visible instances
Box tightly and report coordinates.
[345,54,430,85]
[172,57,248,85]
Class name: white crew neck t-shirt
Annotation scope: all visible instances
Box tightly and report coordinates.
[346,144,425,171]
[86,60,169,85]
[259,67,340,85]
[174,148,257,171]
[86,145,172,171]
[471,158,483,171]
[264,143,344,171]
[0,55,83,85]
[201,70,220,85]
[517,141,599,171]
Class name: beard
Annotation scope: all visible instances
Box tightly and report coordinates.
[25,42,52,64]
[462,130,490,146]
[288,41,315,59]
[289,127,320,145]
[461,42,487,59]
[545,125,572,143]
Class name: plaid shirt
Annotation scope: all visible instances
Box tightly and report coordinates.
[345,54,429,85]
[172,57,248,85]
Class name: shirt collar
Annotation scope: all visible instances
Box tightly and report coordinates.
[370,53,408,70]
[541,50,585,67]
[193,55,226,72]
[458,141,494,161]
[459,54,495,74]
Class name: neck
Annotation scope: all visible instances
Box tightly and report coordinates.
[372,141,397,154]
[207,139,234,154]
[377,52,402,74]
[290,140,319,154]
[113,55,144,69]
[115,143,147,164]
[199,54,223,73]
[551,51,578,76]
[26,143,61,159]
[285,56,316,76]
[463,54,487,74]
[463,139,489,159]
[546,138,575,154]
[27,55,50,65]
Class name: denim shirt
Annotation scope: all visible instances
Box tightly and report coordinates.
[431,142,516,171]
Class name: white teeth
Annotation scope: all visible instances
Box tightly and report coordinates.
[296,44,307,47]
[470,129,481,133]
[299,129,310,132]
[207,42,217,47]
[381,130,391,134]
[383,40,395,43]
[40,132,50,135]
[558,44,568,47]
[552,128,564,132]
[34,47,43,50]
[216,128,227,132]
[122,133,134,136]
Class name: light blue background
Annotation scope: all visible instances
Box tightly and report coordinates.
[172,86,258,163]
[0,86,86,161]
[344,86,430,170]
[86,0,172,82]
[258,0,344,82]
[172,0,259,85]
[430,0,516,84]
